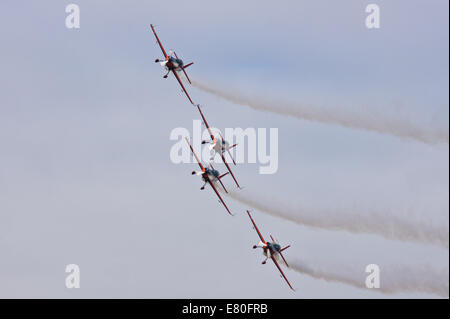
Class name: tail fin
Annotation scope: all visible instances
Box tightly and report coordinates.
[218,172,229,180]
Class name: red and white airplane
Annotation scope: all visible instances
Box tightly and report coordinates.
[150,24,195,105]
[247,210,294,291]
[185,137,233,216]
[197,104,241,189]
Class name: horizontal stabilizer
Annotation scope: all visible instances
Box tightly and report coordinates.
[218,172,229,179]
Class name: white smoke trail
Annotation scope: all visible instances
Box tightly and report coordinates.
[290,258,449,297]
[191,79,449,145]
[226,191,449,248]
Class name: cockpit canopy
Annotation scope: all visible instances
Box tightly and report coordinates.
[175,58,183,66]
[169,56,184,67]
[211,169,220,178]
[268,242,281,252]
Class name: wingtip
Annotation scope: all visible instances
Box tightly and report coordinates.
[224,207,234,216]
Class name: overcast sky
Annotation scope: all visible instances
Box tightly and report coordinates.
[0,0,448,298]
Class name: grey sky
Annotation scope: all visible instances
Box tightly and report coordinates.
[0,1,448,298]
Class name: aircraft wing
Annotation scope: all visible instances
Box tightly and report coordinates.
[172,69,194,105]
[197,104,215,140]
[150,24,168,58]
[209,181,233,216]
[221,154,240,188]
[246,210,265,243]
[271,256,295,291]
[185,137,204,171]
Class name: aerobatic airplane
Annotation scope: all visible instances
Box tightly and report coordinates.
[150,24,195,105]
[185,137,233,216]
[247,210,294,290]
[197,104,241,189]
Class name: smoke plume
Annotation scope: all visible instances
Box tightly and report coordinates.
[226,190,449,248]
[191,79,449,145]
[290,258,449,297]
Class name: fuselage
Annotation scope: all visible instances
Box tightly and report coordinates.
[162,56,184,71]
[256,241,281,259]
[211,138,230,153]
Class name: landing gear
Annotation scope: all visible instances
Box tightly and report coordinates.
[200,182,206,190]
[155,59,160,63]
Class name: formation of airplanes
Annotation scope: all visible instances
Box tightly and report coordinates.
[150,24,294,291]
